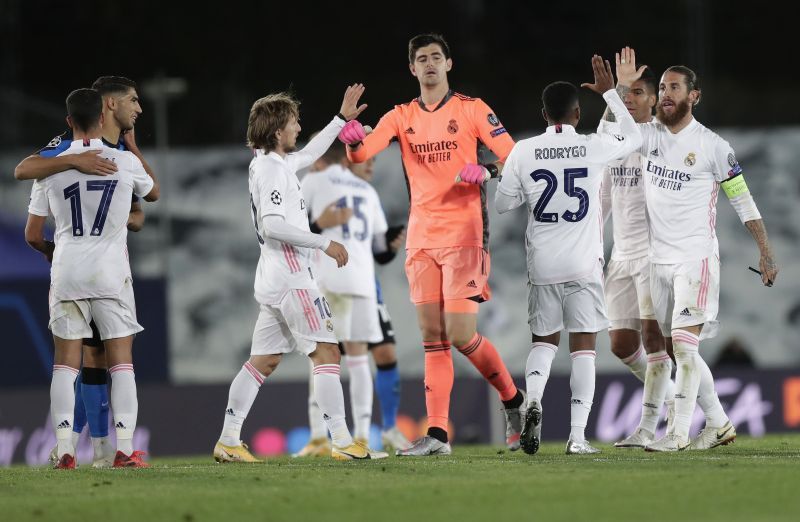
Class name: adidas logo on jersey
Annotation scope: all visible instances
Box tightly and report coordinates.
[650,148,659,157]
[57,420,71,430]
[466,280,477,288]
[679,308,691,317]
[405,127,415,134]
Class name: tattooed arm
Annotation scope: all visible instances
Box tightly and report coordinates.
[744,219,778,286]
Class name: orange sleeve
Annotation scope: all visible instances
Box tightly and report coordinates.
[472,99,515,162]
[347,108,400,163]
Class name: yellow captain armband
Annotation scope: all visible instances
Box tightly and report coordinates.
[721,174,749,198]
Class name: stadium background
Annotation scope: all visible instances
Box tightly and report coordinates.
[1,0,798,464]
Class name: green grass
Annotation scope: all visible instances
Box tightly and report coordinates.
[2,435,800,522]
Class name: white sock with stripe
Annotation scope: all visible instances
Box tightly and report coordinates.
[306,359,328,440]
[569,350,596,442]
[109,364,138,456]
[51,365,79,458]
[671,331,702,440]
[525,342,558,403]
[620,345,648,383]
[345,355,373,440]
[695,354,730,428]
[219,361,264,447]
[313,364,353,448]
[639,351,673,435]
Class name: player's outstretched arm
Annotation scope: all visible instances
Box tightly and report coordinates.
[24,214,54,262]
[14,151,118,180]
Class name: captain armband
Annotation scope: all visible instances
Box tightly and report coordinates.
[721,174,761,223]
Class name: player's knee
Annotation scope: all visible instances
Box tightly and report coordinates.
[610,342,636,360]
[371,344,396,365]
[641,327,666,354]
[447,331,475,349]
[310,343,341,365]
[248,355,281,376]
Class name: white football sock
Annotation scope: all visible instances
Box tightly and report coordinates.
[313,364,353,448]
[109,364,138,456]
[620,345,647,383]
[51,365,78,458]
[638,351,673,435]
[219,361,264,447]
[569,350,596,442]
[695,354,730,428]
[92,436,113,460]
[71,430,81,449]
[671,331,701,440]
[525,342,558,403]
[345,355,373,440]
[306,359,328,440]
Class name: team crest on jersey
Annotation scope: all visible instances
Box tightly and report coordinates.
[684,152,696,167]
[447,119,458,134]
[487,113,500,127]
[326,320,334,332]
[270,190,282,205]
[46,135,62,148]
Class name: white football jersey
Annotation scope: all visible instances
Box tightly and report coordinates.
[248,115,345,305]
[497,90,642,285]
[27,139,153,300]
[639,118,738,264]
[301,164,388,298]
[598,118,653,261]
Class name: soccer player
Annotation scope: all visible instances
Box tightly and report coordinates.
[497,54,643,455]
[596,64,678,448]
[213,85,388,462]
[627,56,779,451]
[339,33,526,456]
[15,76,156,467]
[297,145,410,455]
[25,88,158,468]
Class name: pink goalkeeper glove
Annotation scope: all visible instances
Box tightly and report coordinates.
[455,163,490,184]
[338,120,366,145]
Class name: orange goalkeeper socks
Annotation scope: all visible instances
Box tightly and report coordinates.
[456,333,518,402]
[423,341,453,433]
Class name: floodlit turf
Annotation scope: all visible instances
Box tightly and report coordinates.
[2,435,799,522]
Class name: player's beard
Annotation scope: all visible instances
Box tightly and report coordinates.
[656,98,691,126]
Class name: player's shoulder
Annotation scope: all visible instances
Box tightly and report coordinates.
[37,130,72,157]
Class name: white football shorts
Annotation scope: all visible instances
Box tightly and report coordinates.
[650,255,720,340]
[49,278,143,340]
[604,255,656,331]
[527,263,609,336]
[323,291,382,344]
[251,288,337,356]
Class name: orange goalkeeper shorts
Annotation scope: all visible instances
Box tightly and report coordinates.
[404,246,491,306]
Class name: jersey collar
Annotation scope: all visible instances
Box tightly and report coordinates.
[545,124,577,135]
[416,90,453,112]
[68,138,105,149]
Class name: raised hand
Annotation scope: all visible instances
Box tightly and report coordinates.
[324,240,349,267]
[122,128,140,153]
[580,54,615,94]
[615,46,647,87]
[339,83,368,121]
[72,150,118,176]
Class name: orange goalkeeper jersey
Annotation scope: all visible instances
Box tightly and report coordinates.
[348,90,515,249]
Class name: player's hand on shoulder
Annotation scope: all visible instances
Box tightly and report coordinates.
[73,150,118,176]
[324,240,349,267]
[455,163,490,185]
[580,54,615,94]
[122,128,140,152]
[339,83,368,121]
[317,202,353,228]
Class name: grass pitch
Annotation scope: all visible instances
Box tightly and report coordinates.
[2,435,799,522]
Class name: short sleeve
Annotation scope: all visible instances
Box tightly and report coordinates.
[128,155,154,197]
[472,99,515,162]
[28,180,50,216]
[255,162,290,219]
[710,135,741,183]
